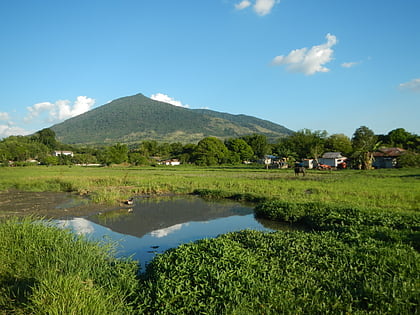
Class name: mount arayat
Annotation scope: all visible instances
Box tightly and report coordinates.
[50,93,293,145]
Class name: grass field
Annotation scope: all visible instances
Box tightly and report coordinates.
[0,166,419,314]
[0,165,419,212]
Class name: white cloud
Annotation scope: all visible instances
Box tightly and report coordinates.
[25,96,95,123]
[150,223,184,238]
[234,0,279,16]
[56,218,95,235]
[254,0,278,16]
[150,93,189,108]
[272,33,338,75]
[341,61,359,68]
[0,124,31,138]
[0,112,10,121]
[399,78,420,92]
[235,0,251,10]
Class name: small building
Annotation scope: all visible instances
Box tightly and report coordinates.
[373,147,406,168]
[53,150,74,157]
[260,155,278,165]
[319,152,347,168]
[160,159,181,166]
[302,159,316,169]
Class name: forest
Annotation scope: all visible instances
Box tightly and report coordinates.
[0,126,419,168]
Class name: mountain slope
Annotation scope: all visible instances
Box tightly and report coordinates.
[50,93,293,145]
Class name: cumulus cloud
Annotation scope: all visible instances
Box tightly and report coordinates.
[341,61,360,68]
[0,112,10,121]
[0,124,31,139]
[235,0,251,10]
[272,33,338,75]
[56,218,95,235]
[25,96,95,123]
[150,93,189,108]
[254,0,278,15]
[150,223,184,238]
[399,78,420,92]
[235,0,279,16]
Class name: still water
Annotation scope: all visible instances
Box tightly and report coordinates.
[56,195,288,270]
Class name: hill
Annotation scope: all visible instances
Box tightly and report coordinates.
[50,93,293,145]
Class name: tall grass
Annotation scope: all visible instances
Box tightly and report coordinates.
[0,216,139,314]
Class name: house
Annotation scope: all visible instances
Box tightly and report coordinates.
[159,159,181,166]
[302,159,316,169]
[373,147,406,168]
[53,150,74,157]
[319,152,347,168]
[260,155,278,165]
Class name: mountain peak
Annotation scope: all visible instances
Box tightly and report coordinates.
[51,93,293,145]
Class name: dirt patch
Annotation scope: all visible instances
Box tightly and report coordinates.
[0,190,114,219]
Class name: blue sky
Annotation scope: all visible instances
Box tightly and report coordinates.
[1,0,419,139]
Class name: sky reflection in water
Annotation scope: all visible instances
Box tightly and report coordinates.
[57,196,283,270]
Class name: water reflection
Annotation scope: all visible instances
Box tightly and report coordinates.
[57,195,292,270]
[89,195,253,238]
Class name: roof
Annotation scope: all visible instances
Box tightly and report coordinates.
[321,152,345,159]
[373,147,406,157]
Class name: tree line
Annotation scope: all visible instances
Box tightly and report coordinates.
[0,126,419,168]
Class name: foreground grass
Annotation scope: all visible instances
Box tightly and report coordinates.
[0,217,139,314]
[139,230,419,314]
[0,165,419,212]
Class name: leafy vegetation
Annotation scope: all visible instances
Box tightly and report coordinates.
[137,230,419,314]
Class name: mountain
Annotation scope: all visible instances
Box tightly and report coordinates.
[50,93,293,145]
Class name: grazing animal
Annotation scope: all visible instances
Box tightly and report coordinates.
[294,166,306,176]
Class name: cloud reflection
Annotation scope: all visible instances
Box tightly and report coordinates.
[57,218,95,235]
[150,223,185,238]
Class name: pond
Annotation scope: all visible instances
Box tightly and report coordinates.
[56,195,292,270]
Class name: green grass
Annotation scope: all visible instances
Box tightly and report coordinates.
[0,217,139,314]
[0,166,419,314]
[0,166,419,211]
[137,230,419,314]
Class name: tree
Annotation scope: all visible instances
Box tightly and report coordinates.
[387,128,419,151]
[194,137,228,166]
[100,143,128,165]
[351,126,378,169]
[325,134,352,156]
[224,138,254,163]
[283,129,327,160]
[138,140,158,157]
[128,152,149,166]
[241,134,269,159]
[32,128,58,149]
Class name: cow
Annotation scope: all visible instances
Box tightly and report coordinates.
[294,166,306,176]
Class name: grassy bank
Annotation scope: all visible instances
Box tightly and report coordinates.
[0,217,139,314]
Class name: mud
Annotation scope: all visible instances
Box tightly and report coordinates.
[0,190,113,219]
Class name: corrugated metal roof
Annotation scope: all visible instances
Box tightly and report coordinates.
[373,147,406,157]
[321,152,345,159]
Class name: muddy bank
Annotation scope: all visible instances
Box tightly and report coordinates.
[0,190,114,219]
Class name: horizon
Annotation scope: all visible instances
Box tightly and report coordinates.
[1,1,419,139]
